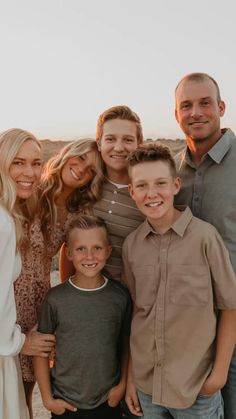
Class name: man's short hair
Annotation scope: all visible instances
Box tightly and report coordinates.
[175,72,221,103]
[96,105,143,144]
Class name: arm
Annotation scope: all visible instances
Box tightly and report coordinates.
[121,241,143,415]
[33,356,77,414]
[200,309,236,395]
[107,335,129,407]
[59,242,75,282]
[21,324,55,357]
[0,210,25,356]
[125,355,143,416]
[125,303,143,416]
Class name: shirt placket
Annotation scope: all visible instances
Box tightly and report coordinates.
[191,159,212,218]
[153,232,171,404]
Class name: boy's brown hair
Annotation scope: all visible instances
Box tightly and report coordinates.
[96,105,143,144]
[65,214,110,245]
[127,143,177,179]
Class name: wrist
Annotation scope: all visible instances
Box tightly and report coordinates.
[42,395,54,409]
[210,368,228,387]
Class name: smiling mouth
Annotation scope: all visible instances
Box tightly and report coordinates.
[189,121,208,126]
[82,263,98,268]
[110,155,127,159]
[145,201,163,207]
[70,168,81,180]
[17,181,34,189]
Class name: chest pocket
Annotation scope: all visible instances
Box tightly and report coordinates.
[133,265,156,307]
[169,265,210,306]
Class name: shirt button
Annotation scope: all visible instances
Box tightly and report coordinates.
[194,196,199,202]
[108,210,112,214]
[111,200,115,204]
[157,361,162,367]
[114,190,117,194]
[197,171,202,176]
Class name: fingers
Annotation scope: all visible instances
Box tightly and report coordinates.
[63,401,77,412]
[125,394,143,416]
[107,397,118,407]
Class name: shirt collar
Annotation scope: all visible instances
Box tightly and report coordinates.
[140,206,193,239]
[179,128,235,168]
[207,129,234,164]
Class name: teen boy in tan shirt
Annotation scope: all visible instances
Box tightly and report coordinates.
[122,144,236,419]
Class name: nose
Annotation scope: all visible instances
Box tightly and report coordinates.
[23,164,35,177]
[113,139,124,152]
[147,185,158,198]
[191,103,202,119]
[86,249,94,259]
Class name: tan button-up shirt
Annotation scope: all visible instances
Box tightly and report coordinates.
[122,207,236,408]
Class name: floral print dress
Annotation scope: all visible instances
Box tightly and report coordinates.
[14,212,79,382]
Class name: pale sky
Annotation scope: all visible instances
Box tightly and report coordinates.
[0,0,235,140]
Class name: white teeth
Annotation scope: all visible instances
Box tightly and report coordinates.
[111,155,126,159]
[83,263,97,268]
[146,202,162,207]
[17,181,33,188]
[70,168,80,180]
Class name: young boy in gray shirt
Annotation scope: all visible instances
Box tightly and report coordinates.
[34,215,131,419]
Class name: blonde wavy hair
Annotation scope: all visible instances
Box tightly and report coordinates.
[0,128,41,248]
[39,138,103,238]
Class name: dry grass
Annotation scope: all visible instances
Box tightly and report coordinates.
[40,138,185,163]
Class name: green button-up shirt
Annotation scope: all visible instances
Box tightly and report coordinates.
[175,128,236,272]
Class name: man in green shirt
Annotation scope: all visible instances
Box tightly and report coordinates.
[174,72,236,419]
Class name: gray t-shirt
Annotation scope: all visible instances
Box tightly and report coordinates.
[38,278,131,409]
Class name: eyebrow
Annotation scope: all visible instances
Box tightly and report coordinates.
[180,96,212,103]
[104,133,136,138]
[13,157,42,161]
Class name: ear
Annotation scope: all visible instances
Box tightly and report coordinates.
[175,108,179,123]
[219,100,226,117]
[128,183,134,200]
[106,245,112,259]
[173,176,181,195]
[65,245,72,261]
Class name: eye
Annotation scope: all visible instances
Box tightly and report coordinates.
[181,103,190,110]
[33,161,42,167]
[77,247,86,252]
[125,138,135,143]
[201,100,210,106]
[136,183,145,188]
[105,137,114,142]
[95,246,103,251]
[12,160,23,166]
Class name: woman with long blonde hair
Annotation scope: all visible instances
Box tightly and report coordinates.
[14,137,103,418]
[0,128,55,419]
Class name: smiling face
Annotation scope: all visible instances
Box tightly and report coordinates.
[9,139,42,200]
[66,227,112,282]
[129,160,180,231]
[61,149,97,193]
[98,119,138,183]
[175,79,225,148]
